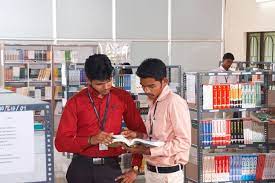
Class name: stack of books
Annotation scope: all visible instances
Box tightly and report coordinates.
[201,119,265,147]
[203,153,275,182]
[203,83,262,110]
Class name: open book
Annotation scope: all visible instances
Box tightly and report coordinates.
[112,135,164,147]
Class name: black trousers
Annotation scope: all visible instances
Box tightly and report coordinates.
[66,155,122,183]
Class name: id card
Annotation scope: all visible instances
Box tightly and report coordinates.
[99,143,108,151]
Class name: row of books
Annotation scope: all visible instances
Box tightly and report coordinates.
[5,86,52,100]
[68,69,86,85]
[203,83,262,110]
[29,68,51,81]
[5,49,51,61]
[28,86,52,100]
[54,50,83,63]
[201,119,265,147]
[203,154,275,182]
[5,66,27,81]
[5,67,51,81]
[114,74,143,94]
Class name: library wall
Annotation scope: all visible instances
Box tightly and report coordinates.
[224,0,275,60]
[0,0,53,39]
[170,0,223,71]
[57,0,112,39]
[0,0,223,71]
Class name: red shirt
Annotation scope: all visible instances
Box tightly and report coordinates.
[55,86,146,166]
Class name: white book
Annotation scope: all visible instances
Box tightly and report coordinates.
[28,50,35,59]
[54,101,63,115]
[112,135,164,147]
[12,66,20,80]
[35,89,41,99]
[45,86,52,99]
[203,85,213,110]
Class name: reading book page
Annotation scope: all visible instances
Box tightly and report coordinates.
[112,135,164,147]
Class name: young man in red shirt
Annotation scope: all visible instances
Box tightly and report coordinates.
[55,54,146,183]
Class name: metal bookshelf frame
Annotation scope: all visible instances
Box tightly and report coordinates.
[0,93,54,183]
[183,70,275,183]
[218,61,275,71]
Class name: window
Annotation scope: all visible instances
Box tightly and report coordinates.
[247,32,275,63]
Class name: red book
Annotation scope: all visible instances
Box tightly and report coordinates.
[226,85,230,109]
[217,85,222,109]
[225,156,229,174]
[256,154,266,181]
[213,85,218,109]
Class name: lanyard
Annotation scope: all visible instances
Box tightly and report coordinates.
[149,101,158,140]
[224,76,229,83]
[87,90,110,130]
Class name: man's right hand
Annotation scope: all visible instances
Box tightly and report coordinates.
[121,129,144,139]
[89,132,113,146]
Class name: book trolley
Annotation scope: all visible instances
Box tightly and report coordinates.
[0,92,54,182]
[184,70,275,183]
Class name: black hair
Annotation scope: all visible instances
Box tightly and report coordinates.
[119,62,133,74]
[136,58,166,81]
[84,54,114,81]
[223,52,235,61]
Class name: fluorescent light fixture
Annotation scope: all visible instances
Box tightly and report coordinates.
[256,0,275,3]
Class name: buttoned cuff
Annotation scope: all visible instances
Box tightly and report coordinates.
[131,154,142,167]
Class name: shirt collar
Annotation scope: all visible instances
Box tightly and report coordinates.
[219,65,226,71]
[87,85,112,99]
[148,85,171,106]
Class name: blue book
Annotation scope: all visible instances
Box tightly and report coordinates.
[126,75,131,91]
[201,122,204,147]
[209,121,212,146]
[202,121,206,146]
[230,156,233,181]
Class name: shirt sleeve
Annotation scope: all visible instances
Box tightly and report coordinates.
[55,97,90,153]
[150,98,191,158]
[122,92,147,167]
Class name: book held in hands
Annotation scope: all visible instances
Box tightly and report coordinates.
[112,135,164,147]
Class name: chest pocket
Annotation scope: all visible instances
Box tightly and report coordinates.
[104,103,124,132]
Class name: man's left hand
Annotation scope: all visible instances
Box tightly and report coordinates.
[115,169,137,183]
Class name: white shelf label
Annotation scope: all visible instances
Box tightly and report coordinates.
[209,110,219,112]
[239,109,246,112]
[217,73,228,76]
[232,72,241,75]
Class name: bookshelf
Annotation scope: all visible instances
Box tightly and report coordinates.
[3,44,53,101]
[184,70,275,183]
[1,44,99,132]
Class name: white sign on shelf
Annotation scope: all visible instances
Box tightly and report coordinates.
[0,111,34,174]
[186,75,196,104]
